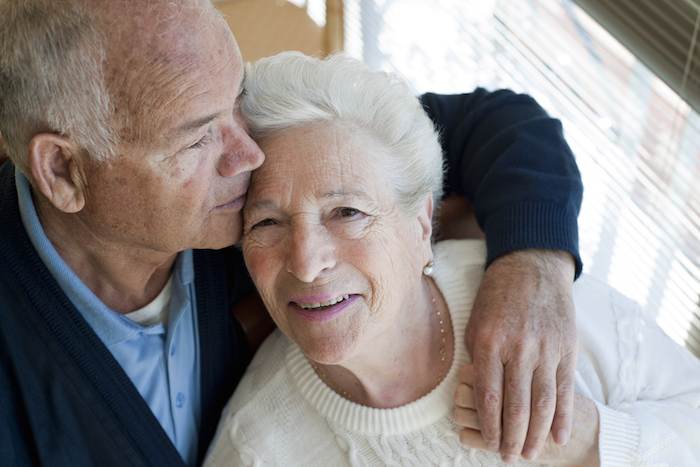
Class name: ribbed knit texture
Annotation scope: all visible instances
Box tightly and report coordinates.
[483,201,581,277]
[595,403,640,466]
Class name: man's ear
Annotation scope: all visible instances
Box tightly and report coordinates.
[417,194,434,242]
[27,134,87,213]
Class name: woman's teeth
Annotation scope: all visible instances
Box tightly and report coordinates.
[298,294,350,310]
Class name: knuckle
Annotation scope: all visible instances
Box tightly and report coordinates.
[473,328,500,348]
[556,381,575,399]
[505,373,527,392]
[553,407,572,421]
[533,392,556,411]
[505,401,529,419]
[481,428,499,445]
[480,389,502,411]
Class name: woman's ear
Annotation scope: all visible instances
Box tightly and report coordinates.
[417,194,434,242]
[27,134,87,213]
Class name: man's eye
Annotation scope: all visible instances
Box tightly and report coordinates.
[187,134,212,150]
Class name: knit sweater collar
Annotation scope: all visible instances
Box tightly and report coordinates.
[286,240,486,436]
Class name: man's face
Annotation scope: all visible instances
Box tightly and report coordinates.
[78,10,264,253]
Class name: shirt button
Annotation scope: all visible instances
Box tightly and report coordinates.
[175,392,186,408]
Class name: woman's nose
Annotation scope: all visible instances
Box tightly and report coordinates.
[217,125,265,177]
[286,222,336,283]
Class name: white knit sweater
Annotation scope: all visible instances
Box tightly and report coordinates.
[205,240,700,467]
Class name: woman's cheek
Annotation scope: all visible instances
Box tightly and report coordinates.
[244,245,277,290]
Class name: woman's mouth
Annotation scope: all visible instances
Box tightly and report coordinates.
[290,294,359,321]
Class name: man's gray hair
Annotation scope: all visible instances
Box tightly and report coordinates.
[242,52,444,213]
[0,0,115,173]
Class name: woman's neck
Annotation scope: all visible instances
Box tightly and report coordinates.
[313,278,454,408]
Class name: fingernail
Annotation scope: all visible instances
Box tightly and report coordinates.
[555,428,569,444]
[502,454,516,464]
[522,448,537,460]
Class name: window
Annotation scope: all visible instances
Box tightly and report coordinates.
[344,0,700,356]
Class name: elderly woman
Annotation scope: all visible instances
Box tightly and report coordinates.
[205,53,700,466]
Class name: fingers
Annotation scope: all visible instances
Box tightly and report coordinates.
[551,351,576,445]
[459,428,488,450]
[500,361,532,463]
[453,407,480,430]
[521,364,557,460]
[472,347,503,452]
[455,383,475,408]
[458,363,476,386]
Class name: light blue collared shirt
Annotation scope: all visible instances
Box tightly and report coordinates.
[16,170,201,465]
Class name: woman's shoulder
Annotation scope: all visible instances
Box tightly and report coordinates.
[223,330,292,415]
[433,239,486,269]
[206,331,339,466]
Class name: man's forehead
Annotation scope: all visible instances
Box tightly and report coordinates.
[99,1,243,144]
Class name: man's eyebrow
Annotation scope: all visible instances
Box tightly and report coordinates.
[171,111,224,139]
[171,72,245,139]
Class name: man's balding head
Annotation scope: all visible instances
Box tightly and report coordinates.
[1,0,264,253]
[0,0,233,168]
[96,0,235,145]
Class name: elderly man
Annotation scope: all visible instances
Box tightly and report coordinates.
[0,0,582,466]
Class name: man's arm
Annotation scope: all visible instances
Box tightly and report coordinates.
[421,89,582,462]
[421,89,582,269]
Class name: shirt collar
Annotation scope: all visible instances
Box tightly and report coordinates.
[15,168,195,346]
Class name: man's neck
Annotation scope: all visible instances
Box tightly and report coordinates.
[316,279,454,409]
[36,199,177,314]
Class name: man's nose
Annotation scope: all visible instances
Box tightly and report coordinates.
[286,222,336,283]
[217,125,265,177]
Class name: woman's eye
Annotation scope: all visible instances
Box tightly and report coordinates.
[336,207,364,219]
[251,218,277,229]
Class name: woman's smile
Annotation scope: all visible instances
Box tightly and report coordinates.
[289,294,361,322]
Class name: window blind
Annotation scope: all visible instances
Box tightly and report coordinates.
[343,0,700,357]
[573,0,700,113]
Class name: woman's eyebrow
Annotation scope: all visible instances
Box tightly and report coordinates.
[321,190,371,201]
[246,199,277,211]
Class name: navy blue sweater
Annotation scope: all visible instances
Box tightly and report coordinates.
[420,90,582,274]
[0,90,582,466]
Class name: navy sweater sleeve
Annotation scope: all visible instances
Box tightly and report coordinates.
[420,89,583,278]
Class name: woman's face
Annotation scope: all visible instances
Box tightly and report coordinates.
[242,122,433,364]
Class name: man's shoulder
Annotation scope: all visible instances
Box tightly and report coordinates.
[192,246,254,302]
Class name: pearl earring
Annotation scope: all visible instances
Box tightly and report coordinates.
[423,260,434,276]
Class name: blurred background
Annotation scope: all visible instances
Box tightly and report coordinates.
[213,0,700,358]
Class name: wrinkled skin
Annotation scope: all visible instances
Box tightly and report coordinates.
[459,249,577,463]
